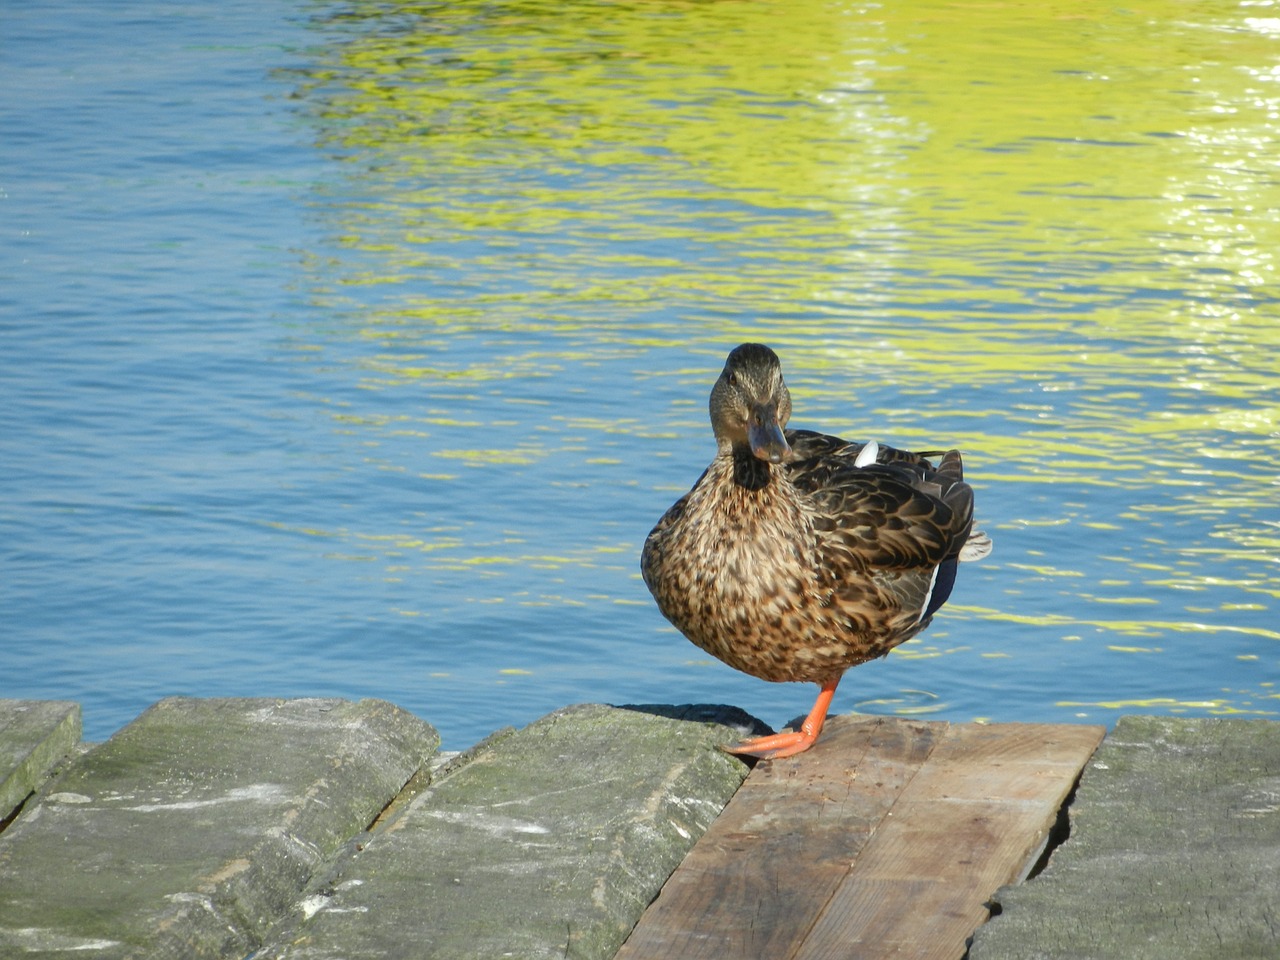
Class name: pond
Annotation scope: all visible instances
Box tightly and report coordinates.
[4,0,1278,747]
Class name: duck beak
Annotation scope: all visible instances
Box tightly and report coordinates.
[748,404,791,463]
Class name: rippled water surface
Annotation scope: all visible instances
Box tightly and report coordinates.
[4,1,1278,746]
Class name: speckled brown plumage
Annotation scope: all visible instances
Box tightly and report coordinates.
[641,343,991,758]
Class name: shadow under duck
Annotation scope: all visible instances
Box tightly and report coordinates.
[641,343,991,759]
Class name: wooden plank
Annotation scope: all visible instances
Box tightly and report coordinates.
[615,716,1104,960]
[796,721,1106,960]
[614,716,943,959]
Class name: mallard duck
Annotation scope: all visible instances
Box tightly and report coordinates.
[641,343,991,759]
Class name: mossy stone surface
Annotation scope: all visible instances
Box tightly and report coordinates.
[0,697,438,959]
[0,700,81,823]
[970,716,1280,960]
[264,703,762,960]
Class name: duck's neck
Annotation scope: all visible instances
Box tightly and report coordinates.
[729,447,774,492]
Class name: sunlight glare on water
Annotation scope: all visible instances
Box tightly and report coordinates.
[3,0,1278,746]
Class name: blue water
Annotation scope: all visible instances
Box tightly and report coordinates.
[4,1,1277,747]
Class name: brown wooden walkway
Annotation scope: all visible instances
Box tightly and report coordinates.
[616,714,1105,960]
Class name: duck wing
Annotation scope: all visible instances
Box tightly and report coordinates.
[787,440,977,570]
[787,429,937,469]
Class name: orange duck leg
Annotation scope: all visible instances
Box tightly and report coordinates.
[722,678,840,760]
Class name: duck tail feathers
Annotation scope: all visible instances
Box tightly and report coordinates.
[960,529,993,562]
[936,451,992,561]
[936,448,965,480]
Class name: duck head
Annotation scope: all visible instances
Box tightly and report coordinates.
[710,343,793,463]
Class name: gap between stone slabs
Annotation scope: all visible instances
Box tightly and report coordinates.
[258,703,762,960]
[0,700,82,825]
[0,697,438,960]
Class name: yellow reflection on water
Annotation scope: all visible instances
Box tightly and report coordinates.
[1059,696,1278,718]
[286,0,1279,721]
[297,0,1280,404]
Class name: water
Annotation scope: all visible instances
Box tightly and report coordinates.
[4,0,1278,748]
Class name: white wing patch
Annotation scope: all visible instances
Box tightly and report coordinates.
[917,564,941,624]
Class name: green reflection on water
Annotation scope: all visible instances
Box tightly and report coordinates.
[287,0,1279,722]
[296,1,1280,392]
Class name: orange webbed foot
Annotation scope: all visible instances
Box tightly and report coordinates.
[719,677,841,761]
[721,728,820,760]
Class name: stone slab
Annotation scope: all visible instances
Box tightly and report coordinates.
[0,700,81,824]
[0,697,438,959]
[969,716,1280,960]
[262,703,763,960]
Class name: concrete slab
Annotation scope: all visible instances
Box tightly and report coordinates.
[0,697,438,959]
[263,703,763,960]
[0,700,81,825]
[969,716,1280,960]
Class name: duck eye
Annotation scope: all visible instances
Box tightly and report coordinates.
[727,372,738,387]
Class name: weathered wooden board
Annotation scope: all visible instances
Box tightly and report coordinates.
[615,715,1105,960]
[795,721,1106,960]
[612,715,942,959]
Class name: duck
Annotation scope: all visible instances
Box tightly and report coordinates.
[641,343,991,759]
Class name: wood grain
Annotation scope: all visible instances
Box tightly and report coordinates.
[616,715,1104,960]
